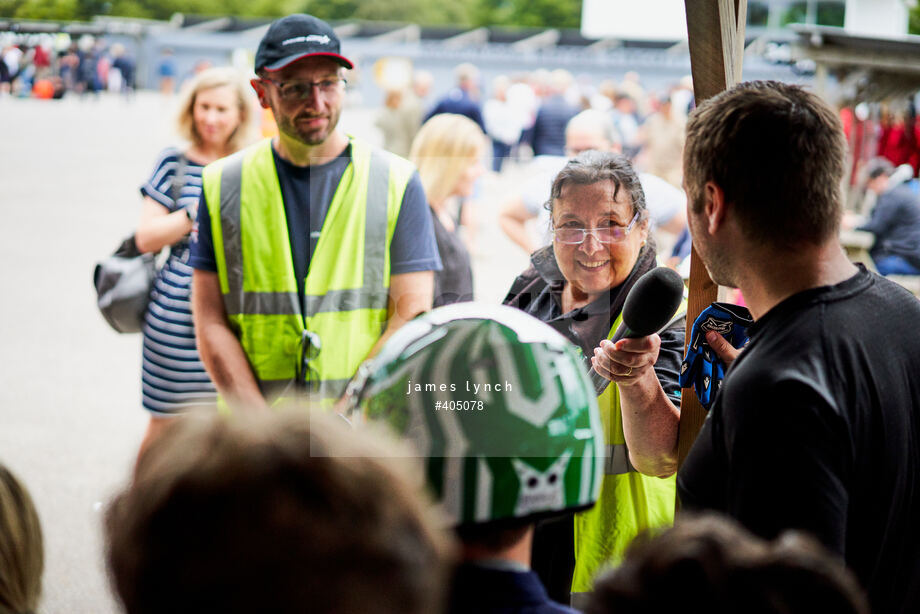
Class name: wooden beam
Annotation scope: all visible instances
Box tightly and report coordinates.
[684,0,746,100]
[677,0,747,476]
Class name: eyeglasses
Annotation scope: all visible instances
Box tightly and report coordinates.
[552,212,640,244]
[260,76,346,102]
[298,329,322,392]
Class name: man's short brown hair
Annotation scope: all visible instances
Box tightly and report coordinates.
[106,410,454,614]
[683,81,847,248]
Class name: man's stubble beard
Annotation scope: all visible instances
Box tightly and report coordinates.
[700,241,739,289]
[279,118,328,147]
[278,105,342,148]
[688,196,739,289]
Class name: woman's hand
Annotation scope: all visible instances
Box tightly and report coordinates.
[592,332,678,478]
[135,196,194,254]
[591,334,661,386]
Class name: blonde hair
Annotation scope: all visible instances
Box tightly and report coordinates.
[410,114,485,206]
[0,465,43,614]
[174,66,257,153]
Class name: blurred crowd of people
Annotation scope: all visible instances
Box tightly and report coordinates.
[376,61,920,280]
[377,63,697,190]
[377,59,920,194]
[1,35,136,99]
[843,102,920,181]
[374,62,704,278]
[840,102,920,276]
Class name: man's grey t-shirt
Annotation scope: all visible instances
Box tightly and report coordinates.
[190,143,442,310]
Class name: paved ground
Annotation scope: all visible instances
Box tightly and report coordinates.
[0,91,531,613]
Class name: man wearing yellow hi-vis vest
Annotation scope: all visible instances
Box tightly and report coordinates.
[190,14,441,410]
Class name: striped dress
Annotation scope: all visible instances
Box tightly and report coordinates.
[139,148,216,414]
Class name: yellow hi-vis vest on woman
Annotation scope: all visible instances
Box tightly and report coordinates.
[201,137,414,402]
[571,309,679,594]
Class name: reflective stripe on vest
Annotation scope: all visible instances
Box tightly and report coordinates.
[571,302,685,594]
[202,137,413,402]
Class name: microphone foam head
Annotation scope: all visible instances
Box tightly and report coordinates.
[622,267,685,336]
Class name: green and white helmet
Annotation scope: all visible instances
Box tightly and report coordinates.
[348,303,604,527]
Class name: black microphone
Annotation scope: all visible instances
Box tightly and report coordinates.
[589,267,685,394]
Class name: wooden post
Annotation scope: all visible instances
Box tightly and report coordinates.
[677,0,747,477]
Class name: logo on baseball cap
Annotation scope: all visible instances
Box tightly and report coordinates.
[255,14,353,72]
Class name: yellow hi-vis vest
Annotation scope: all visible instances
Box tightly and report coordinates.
[201,137,414,403]
[571,307,681,594]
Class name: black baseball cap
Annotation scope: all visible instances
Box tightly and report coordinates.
[255,14,353,73]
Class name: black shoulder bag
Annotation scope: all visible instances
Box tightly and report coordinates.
[93,155,188,333]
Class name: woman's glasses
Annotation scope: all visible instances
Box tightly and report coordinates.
[553,212,640,244]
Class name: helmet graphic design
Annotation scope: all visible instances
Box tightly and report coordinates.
[348,303,603,526]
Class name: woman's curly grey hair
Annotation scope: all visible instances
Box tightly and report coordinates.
[545,150,648,225]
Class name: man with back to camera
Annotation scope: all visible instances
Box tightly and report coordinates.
[528,70,579,157]
[677,80,920,614]
[191,14,441,410]
[424,63,485,131]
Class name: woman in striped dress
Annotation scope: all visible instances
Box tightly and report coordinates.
[135,67,256,456]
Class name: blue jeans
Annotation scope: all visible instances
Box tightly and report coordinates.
[874,255,920,276]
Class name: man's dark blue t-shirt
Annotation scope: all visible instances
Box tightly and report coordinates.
[190,143,442,310]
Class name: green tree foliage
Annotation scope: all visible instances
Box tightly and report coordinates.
[1,0,580,27]
[910,2,920,35]
[816,2,845,27]
[1,0,303,20]
[471,0,582,29]
[302,0,472,25]
[1,0,84,20]
[781,1,844,27]
[746,2,769,27]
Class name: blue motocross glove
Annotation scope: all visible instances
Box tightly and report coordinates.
[679,302,753,410]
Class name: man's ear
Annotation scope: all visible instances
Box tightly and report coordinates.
[250,78,271,109]
[704,181,728,235]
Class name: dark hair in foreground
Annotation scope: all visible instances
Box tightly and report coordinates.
[683,80,847,248]
[455,517,532,552]
[0,464,43,614]
[106,410,455,614]
[585,514,868,614]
